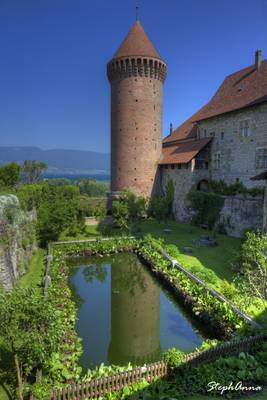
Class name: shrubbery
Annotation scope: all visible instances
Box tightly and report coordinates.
[18,183,80,247]
[112,191,146,230]
[235,231,267,310]
[148,178,174,222]
[187,190,224,229]
[0,162,20,188]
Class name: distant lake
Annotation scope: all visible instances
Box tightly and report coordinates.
[43,173,110,182]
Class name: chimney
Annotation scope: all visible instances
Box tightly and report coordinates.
[170,122,173,135]
[255,49,262,70]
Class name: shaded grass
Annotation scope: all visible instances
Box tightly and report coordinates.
[17,248,45,289]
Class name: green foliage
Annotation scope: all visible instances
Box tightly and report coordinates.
[187,190,224,229]
[0,288,62,399]
[148,195,169,222]
[0,162,20,188]
[163,348,185,367]
[15,235,263,399]
[210,179,264,197]
[234,231,267,308]
[79,195,107,218]
[37,185,80,246]
[20,160,48,184]
[17,183,80,246]
[46,178,109,197]
[112,192,146,230]
[148,178,174,222]
[77,179,109,197]
[165,178,175,216]
[112,199,130,230]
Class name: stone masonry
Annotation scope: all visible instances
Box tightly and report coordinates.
[107,21,167,198]
[0,195,36,289]
[197,102,267,187]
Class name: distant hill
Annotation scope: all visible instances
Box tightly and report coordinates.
[0,147,110,173]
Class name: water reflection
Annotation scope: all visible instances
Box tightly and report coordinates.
[108,253,161,365]
[68,253,206,368]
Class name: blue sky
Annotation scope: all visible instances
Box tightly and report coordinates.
[0,0,266,153]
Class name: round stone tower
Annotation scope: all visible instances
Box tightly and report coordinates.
[107,20,167,198]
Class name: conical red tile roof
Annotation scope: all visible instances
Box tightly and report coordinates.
[112,21,162,60]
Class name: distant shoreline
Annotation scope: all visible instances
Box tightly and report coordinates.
[43,173,110,182]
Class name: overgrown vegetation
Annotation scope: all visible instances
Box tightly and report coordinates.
[112,191,146,230]
[148,178,174,222]
[47,178,109,197]
[187,190,224,229]
[111,179,174,229]
[18,183,81,247]
[210,179,264,197]
[234,231,267,311]
[0,288,63,400]
[0,162,20,188]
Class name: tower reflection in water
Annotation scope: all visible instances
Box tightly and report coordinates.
[108,253,161,365]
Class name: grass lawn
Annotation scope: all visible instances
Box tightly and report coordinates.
[17,248,46,289]
[136,219,241,283]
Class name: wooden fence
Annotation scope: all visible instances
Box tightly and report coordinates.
[50,361,167,400]
[49,334,265,400]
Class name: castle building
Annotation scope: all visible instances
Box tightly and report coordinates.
[161,50,267,221]
[108,19,267,233]
[107,20,167,198]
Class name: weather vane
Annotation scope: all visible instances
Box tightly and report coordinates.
[136,0,140,21]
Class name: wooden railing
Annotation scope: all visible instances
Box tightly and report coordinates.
[50,361,167,400]
[49,334,265,400]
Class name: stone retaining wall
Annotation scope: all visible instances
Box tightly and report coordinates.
[219,194,263,237]
[0,195,36,289]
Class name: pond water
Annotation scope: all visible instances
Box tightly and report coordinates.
[68,253,208,369]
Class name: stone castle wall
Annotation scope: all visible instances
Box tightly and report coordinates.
[219,194,263,237]
[108,57,166,197]
[160,167,263,237]
[160,163,209,222]
[197,103,267,188]
[0,195,36,289]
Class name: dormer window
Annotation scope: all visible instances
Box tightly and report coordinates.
[240,120,250,137]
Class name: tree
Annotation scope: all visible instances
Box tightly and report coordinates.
[36,185,80,246]
[112,191,146,230]
[0,162,20,187]
[20,160,47,184]
[235,231,267,310]
[0,288,62,400]
[112,199,130,230]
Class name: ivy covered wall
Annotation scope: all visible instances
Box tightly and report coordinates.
[0,195,36,289]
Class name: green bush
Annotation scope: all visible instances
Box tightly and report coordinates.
[235,231,267,308]
[112,191,146,229]
[0,162,20,188]
[187,190,224,229]
[17,183,80,246]
[148,178,174,222]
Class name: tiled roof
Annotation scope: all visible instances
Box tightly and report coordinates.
[112,21,162,60]
[164,59,267,144]
[159,138,212,165]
